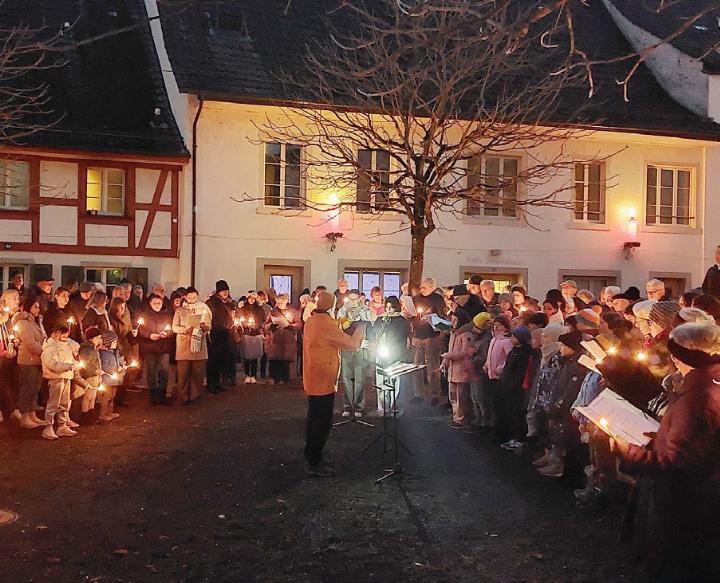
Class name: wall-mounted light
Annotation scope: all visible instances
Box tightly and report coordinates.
[623,215,640,260]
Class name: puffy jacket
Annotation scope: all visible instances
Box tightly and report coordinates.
[41,337,76,380]
[486,332,513,380]
[443,325,479,383]
[75,343,102,393]
[100,348,125,387]
[12,311,46,365]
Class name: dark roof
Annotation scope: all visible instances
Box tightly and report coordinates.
[157,0,720,141]
[607,0,720,73]
[0,0,187,158]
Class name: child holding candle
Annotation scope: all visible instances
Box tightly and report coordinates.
[75,326,103,425]
[98,330,124,421]
[40,324,81,440]
[237,291,266,384]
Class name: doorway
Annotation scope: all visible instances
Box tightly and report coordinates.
[649,272,690,300]
[261,264,305,303]
[461,267,527,294]
[558,270,621,298]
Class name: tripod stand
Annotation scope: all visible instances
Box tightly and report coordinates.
[334,349,373,428]
[361,362,426,484]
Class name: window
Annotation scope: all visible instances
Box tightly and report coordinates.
[87,167,125,215]
[574,162,605,223]
[269,274,292,298]
[357,149,391,212]
[646,165,693,226]
[343,269,403,298]
[0,265,26,292]
[85,267,125,295]
[466,156,518,217]
[0,160,29,210]
[264,143,304,208]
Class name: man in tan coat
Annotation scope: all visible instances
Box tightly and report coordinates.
[303,291,364,476]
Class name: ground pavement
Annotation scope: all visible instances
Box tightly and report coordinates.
[0,381,646,582]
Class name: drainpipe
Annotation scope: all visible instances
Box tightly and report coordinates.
[190,96,204,287]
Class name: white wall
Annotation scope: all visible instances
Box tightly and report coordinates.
[180,101,717,298]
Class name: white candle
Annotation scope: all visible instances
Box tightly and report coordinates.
[137,317,145,327]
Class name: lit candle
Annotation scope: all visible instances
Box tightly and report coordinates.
[343,297,349,303]
[285,311,291,319]
[77,360,85,369]
[137,317,145,327]
[12,325,19,333]
[249,318,254,325]
[2,306,9,313]
[163,324,171,332]
[239,317,245,323]
[233,318,240,326]
[130,360,138,368]
[67,316,75,325]
[635,351,648,362]
[417,308,424,315]
[97,384,106,393]
[607,346,617,356]
[519,306,528,313]
[111,373,118,380]
[599,417,608,429]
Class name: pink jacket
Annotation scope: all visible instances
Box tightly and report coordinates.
[443,328,479,383]
[486,332,513,380]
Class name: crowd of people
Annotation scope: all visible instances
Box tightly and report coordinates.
[2,246,720,580]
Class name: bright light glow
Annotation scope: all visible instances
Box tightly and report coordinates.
[164,324,171,332]
[66,317,75,324]
[627,216,638,240]
[519,306,528,313]
[635,351,648,362]
[12,325,19,332]
[130,360,138,368]
[328,192,339,206]
[98,384,106,393]
[378,344,390,359]
[285,312,291,319]
[240,317,245,323]
[78,361,85,369]
[607,346,618,356]
[417,308,424,314]
[111,373,118,380]
[233,318,240,326]
[3,306,10,313]
[137,317,145,326]
[600,417,608,428]
[249,318,254,325]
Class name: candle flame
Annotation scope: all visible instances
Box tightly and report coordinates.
[164,324,171,331]
[2,306,9,313]
[78,360,85,369]
[98,384,106,393]
[111,373,118,380]
[600,417,608,428]
[12,325,19,332]
[130,360,138,368]
[607,346,618,356]
[635,351,648,362]
[137,318,145,326]
[67,317,75,324]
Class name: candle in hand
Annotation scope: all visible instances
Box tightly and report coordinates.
[164,324,171,332]
[130,360,138,368]
[2,306,9,313]
[285,311,291,319]
[77,360,85,369]
[234,318,240,326]
[12,325,19,333]
[98,384,106,393]
[111,373,118,380]
[67,316,75,325]
[137,317,145,327]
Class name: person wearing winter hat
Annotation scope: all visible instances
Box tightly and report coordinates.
[615,323,720,581]
[645,300,682,382]
[632,299,657,339]
[98,330,123,421]
[624,286,641,302]
[497,293,517,318]
[40,324,81,440]
[677,307,715,326]
[469,311,493,430]
[611,293,631,314]
[649,301,682,337]
[496,325,534,449]
[601,286,622,309]
[302,290,365,477]
[206,280,234,394]
[575,308,601,335]
[450,284,484,319]
[536,329,587,477]
[75,325,103,425]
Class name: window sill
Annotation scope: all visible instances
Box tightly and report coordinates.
[565,221,610,231]
[256,206,313,218]
[640,224,702,235]
[461,215,521,226]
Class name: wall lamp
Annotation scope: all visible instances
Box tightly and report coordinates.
[623,216,640,259]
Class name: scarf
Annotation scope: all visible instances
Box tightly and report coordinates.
[540,342,561,366]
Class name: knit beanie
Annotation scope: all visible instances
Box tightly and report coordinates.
[101,330,118,345]
[512,325,532,345]
[677,307,715,326]
[542,323,567,343]
[472,311,492,329]
[649,300,682,331]
[468,275,483,285]
[215,279,230,293]
[632,299,656,320]
[558,329,583,352]
[575,308,600,331]
[667,323,720,368]
[85,325,101,341]
[315,291,336,312]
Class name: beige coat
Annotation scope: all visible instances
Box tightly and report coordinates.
[172,301,211,361]
[302,313,364,396]
[12,311,46,365]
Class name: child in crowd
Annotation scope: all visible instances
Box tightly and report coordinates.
[41,323,80,440]
[99,330,125,421]
[75,325,104,425]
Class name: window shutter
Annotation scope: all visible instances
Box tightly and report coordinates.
[61,266,86,287]
[28,264,53,285]
[126,267,149,291]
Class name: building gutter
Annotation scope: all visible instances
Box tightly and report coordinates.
[190,96,204,287]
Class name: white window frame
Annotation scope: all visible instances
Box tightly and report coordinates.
[263,143,305,209]
[465,155,519,218]
[356,149,391,212]
[645,164,695,227]
[86,167,125,216]
[573,161,606,224]
[0,160,29,210]
[343,268,404,298]
[84,267,126,294]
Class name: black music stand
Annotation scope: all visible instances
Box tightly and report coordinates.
[361,361,426,484]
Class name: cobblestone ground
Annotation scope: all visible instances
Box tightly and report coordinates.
[0,381,645,582]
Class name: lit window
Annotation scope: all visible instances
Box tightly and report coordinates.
[343,269,403,298]
[357,149,391,212]
[87,168,125,215]
[646,165,693,226]
[574,162,605,223]
[466,156,518,217]
[0,160,29,210]
[264,143,304,208]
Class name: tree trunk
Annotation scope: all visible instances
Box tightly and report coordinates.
[409,226,427,291]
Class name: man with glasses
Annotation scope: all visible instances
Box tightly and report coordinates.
[336,289,371,417]
[150,282,171,311]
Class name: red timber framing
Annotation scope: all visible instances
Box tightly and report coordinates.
[0,151,185,258]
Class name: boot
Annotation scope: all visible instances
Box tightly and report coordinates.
[19,412,41,429]
[537,447,564,478]
[56,425,78,437]
[30,411,49,426]
[532,449,551,467]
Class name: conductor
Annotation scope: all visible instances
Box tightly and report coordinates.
[303,291,365,477]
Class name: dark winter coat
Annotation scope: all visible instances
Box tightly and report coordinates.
[501,343,533,392]
[82,307,112,336]
[701,264,720,299]
[206,294,234,331]
[624,364,720,581]
[370,314,410,365]
[264,307,301,362]
[137,308,174,355]
[411,292,447,340]
[548,353,586,448]
[43,303,80,341]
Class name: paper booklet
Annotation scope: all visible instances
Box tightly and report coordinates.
[578,354,601,375]
[270,314,288,326]
[187,314,202,328]
[581,340,607,362]
[429,313,452,332]
[574,388,659,447]
[401,295,417,317]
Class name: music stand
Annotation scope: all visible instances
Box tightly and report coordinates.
[362,361,426,484]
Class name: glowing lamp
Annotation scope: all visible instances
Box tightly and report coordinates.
[378,344,390,359]
[623,215,641,259]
